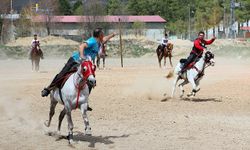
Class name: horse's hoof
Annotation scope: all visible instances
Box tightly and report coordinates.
[85,132,92,136]
[44,120,49,127]
[85,127,92,136]
[68,139,74,144]
[67,133,74,144]
[187,93,194,97]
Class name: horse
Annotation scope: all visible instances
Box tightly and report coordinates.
[31,42,43,71]
[156,43,173,68]
[96,43,106,69]
[171,51,215,98]
[44,59,96,144]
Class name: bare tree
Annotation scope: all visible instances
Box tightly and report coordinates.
[37,0,59,36]
[82,0,107,37]
[132,21,146,37]
[16,3,34,37]
[0,0,10,44]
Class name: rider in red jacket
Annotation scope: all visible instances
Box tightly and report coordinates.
[179,31,216,75]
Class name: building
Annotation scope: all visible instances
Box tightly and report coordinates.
[32,15,167,41]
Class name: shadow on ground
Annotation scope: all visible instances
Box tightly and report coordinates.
[46,131,129,148]
[181,97,222,102]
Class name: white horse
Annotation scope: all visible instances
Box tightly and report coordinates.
[171,51,215,98]
[44,60,96,144]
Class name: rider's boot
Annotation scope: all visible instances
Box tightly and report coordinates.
[41,74,60,97]
[41,88,50,97]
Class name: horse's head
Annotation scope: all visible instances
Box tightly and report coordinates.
[166,43,173,51]
[79,60,96,87]
[204,51,215,66]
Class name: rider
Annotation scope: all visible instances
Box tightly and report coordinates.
[41,28,105,99]
[100,32,116,56]
[29,34,43,59]
[178,31,216,75]
[160,32,169,52]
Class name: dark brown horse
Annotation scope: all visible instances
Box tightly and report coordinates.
[156,43,173,68]
[31,42,43,71]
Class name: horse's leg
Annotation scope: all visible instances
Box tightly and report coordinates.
[164,56,166,68]
[36,58,40,71]
[178,80,189,98]
[187,76,198,97]
[158,53,163,68]
[103,57,105,69]
[80,103,91,136]
[169,55,173,67]
[31,60,34,71]
[171,76,180,98]
[66,111,74,144]
[57,108,66,132]
[97,56,100,69]
[44,96,58,127]
[194,77,203,93]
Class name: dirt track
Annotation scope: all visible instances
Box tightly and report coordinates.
[1,57,250,150]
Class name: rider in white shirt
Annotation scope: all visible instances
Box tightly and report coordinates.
[29,34,43,59]
[160,33,168,52]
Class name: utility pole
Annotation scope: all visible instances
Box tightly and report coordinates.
[188,6,191,40]
[119,18,123,68]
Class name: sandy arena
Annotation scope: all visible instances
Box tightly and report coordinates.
[1,56,250,150]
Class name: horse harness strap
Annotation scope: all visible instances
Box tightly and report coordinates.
[193,66,202,74]
[75,75,87,109]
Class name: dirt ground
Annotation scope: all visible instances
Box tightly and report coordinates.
[1,56,250,150]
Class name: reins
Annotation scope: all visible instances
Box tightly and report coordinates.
[74,72,87,109]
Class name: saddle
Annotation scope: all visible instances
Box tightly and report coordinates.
[179,58,199,70]
[32,48,44,58]
[56,66,78,89]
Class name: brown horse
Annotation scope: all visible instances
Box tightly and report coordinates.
[31,43,43,71]
[96,43,106,69]
[156,43,173,68]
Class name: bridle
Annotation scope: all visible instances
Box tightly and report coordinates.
[73,60,95,109]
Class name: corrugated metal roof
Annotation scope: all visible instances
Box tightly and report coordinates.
[240,26,250,30]
[32,15,167,23]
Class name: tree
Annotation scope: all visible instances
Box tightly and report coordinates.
[132,21,145,37]
[72,0,83,15]
[107,0,128,15]
[59,0,72,15]
[82,0,107,37]
[0,0,10,44]
[16,4,33,37]
[235,0,250,28]
[38,0,59,35]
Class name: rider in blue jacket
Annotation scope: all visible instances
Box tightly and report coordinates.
[41,28,104,98]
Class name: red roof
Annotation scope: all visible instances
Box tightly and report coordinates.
[240,26,250,30]
[32,15,166,23]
